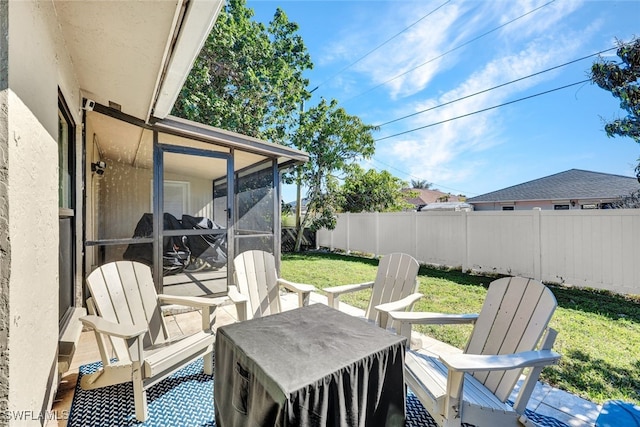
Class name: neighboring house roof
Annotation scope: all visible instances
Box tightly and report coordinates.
[403,189,462,207]
[285,198,309,209]
[467,169,640,203]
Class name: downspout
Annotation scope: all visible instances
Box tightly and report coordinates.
[0,0,10,413]
[81,107,87,302]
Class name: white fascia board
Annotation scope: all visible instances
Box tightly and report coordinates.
[152,0,224,119]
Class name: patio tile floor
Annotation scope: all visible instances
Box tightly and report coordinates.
[48,292,602,427]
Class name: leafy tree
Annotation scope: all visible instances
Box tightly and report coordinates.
[591,37,640,180]
[281,200,293,216]
[338,166,412,213]
[611,189,640,208]
[410,179,433,189]
[174,0,384,246]
[173,0,312,143]
[290,99,378,250]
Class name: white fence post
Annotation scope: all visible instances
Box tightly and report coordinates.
[462,211,469,272]
[375,211,379,257]
[411,211,419,259]
[346,212,350,253]
[532,208,542,281]
[330,224,334,251]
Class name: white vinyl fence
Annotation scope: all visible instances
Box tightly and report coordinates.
[316,210,640,295]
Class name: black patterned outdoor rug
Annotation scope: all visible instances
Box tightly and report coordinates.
[68,358,568,427]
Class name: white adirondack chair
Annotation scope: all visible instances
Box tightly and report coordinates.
[228,250,316,321]
[324,252,423,328]
[79,261,224,422]
[384,276,561,427]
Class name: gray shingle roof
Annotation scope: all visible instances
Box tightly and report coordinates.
[466,169,640,203]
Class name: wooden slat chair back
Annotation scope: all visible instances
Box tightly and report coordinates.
[80,260,222,422]
[465,276,557,400]
[326,253,422,329]
[233,250,282,319]
[230,250,316,321]
[365,253,421,324]
[86,261,169,362]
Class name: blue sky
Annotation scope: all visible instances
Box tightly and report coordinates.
[247,0,640,202]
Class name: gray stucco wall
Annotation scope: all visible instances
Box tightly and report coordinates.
[2,1,80,424]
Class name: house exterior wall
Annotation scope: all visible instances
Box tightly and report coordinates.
[97,159,154,241]
[471,199,616,211]
[472,200,552,211]
[3,2,83,423]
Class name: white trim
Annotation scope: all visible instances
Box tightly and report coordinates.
[152,0,224,119]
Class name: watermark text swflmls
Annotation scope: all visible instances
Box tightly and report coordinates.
[1,410,69,422]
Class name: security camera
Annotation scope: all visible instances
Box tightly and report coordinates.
[91,161,107,176]
[83,98,96,111]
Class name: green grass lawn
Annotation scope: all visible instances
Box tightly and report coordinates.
[281,251,640,406]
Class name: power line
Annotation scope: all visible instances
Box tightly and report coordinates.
[376,46,617,128]
[375,79,590,142]
[369,158,477,196]
[344,0,556,104]
[315,0,452,90]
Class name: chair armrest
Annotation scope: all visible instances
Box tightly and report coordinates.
[278,278,316,294]
[158,294,227,309]
[158,294,226,332]
[227,285,248,304]
[441,350,561,372]
[228,285,249,321]
[324,281,374,308]
[324,281,374,296]
[374,293,423,329]
[388,311,479,325]
[278,278,316,307]
[375,293,423,313]
[387,311,478,342]
[80,315,147,339]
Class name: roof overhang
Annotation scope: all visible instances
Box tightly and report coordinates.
[54,0,223,122]
[153,116,309,166]
[88,104,308,178]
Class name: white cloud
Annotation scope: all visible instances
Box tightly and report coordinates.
[318,2,474,99]
[370,1,597,193]
[354,3,474,99]
[325,0,587,101]
[497,0,584,40]
[310,0,626,195]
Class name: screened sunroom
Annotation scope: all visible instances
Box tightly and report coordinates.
[83,105,308,297]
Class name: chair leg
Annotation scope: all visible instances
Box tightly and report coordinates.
[132,365,148,422]
[79,364,132,390]
[327,294,339,309]
[300,290,311,307]
[203,351,214,375]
